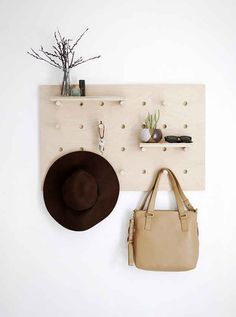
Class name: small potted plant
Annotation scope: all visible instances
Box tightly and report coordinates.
[140,109,162,143]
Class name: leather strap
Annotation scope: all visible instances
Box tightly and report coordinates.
[147,168,185,212]
[167,169,195,211]
[146,168,191,232]
[127,217,134,265]
[139,169,195,212]
[139,186,155,210]
[144,212,154,230]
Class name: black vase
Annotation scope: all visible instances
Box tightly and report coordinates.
[79,80,86,96]
[150,129,162,143]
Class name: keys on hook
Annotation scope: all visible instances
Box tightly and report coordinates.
[98,121,105,155]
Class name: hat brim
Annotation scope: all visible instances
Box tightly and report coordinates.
[43,151,120,231]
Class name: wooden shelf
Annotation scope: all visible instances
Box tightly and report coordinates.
[50,96,126,105]
[140,142,192,151]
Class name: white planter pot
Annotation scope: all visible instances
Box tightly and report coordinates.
[140,128,151,142]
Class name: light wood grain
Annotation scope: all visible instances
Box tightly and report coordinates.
[139,143,192,148]
[40,84,205,191]
[50,96,126,102]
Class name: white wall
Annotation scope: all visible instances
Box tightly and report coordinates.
[0,0,235,316]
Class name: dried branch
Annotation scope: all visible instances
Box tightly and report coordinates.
[52,45,63,59]
[70,56,82,67]
[27,48,63,69]
[69,51,75,68]
[71,55,101,68]
[70,28,89,52]
[54,32,62,53]
[57,29,63,43]
[40,46,58,58]
[39,46,62,69]
[28,29,101,72]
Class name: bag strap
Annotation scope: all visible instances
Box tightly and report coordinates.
[139,168,195,211]
[147,168,188,231]
[138,185,155,210]
[127,217,134,266]
[147,168,184,212]
[167,168,195,211]
[138,169,174,210]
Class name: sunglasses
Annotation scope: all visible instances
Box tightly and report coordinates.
[164,136,193,143]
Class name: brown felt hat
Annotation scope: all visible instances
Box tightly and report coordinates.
[43,151,120,231]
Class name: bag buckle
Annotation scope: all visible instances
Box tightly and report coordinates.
[145,212,154,230]
[180,213,188,232]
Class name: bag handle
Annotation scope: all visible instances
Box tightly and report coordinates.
[147,168,184,213]
[146,168,189,231]
[139,170,176,210]
[138,184,156,210]
[139,168,195,212]
[167,169,195,211]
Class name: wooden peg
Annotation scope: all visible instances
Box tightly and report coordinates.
[55,101,62,107]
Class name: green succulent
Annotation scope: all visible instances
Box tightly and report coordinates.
[144,109,160,129]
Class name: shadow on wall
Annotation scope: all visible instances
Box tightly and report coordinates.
[109,192,147,267]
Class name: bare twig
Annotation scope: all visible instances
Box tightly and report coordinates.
[40,46,58,58]
[70,56,82,67]
[27,48,63,69]
[28,29,101,76]
[71,55,101,68]
[69,51,75,68]
[70,28,89,52]
[39,46,62,68]
[57,29,63,42]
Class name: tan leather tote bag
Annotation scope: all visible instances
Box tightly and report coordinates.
[127,168,199,271]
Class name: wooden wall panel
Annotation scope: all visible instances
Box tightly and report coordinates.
[40,84,205,191]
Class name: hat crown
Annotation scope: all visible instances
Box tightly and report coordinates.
[62,170,98,211]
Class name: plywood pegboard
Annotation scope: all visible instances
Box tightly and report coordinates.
[40,84,205,191]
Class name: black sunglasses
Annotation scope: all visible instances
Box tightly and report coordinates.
[164,136,193,143]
